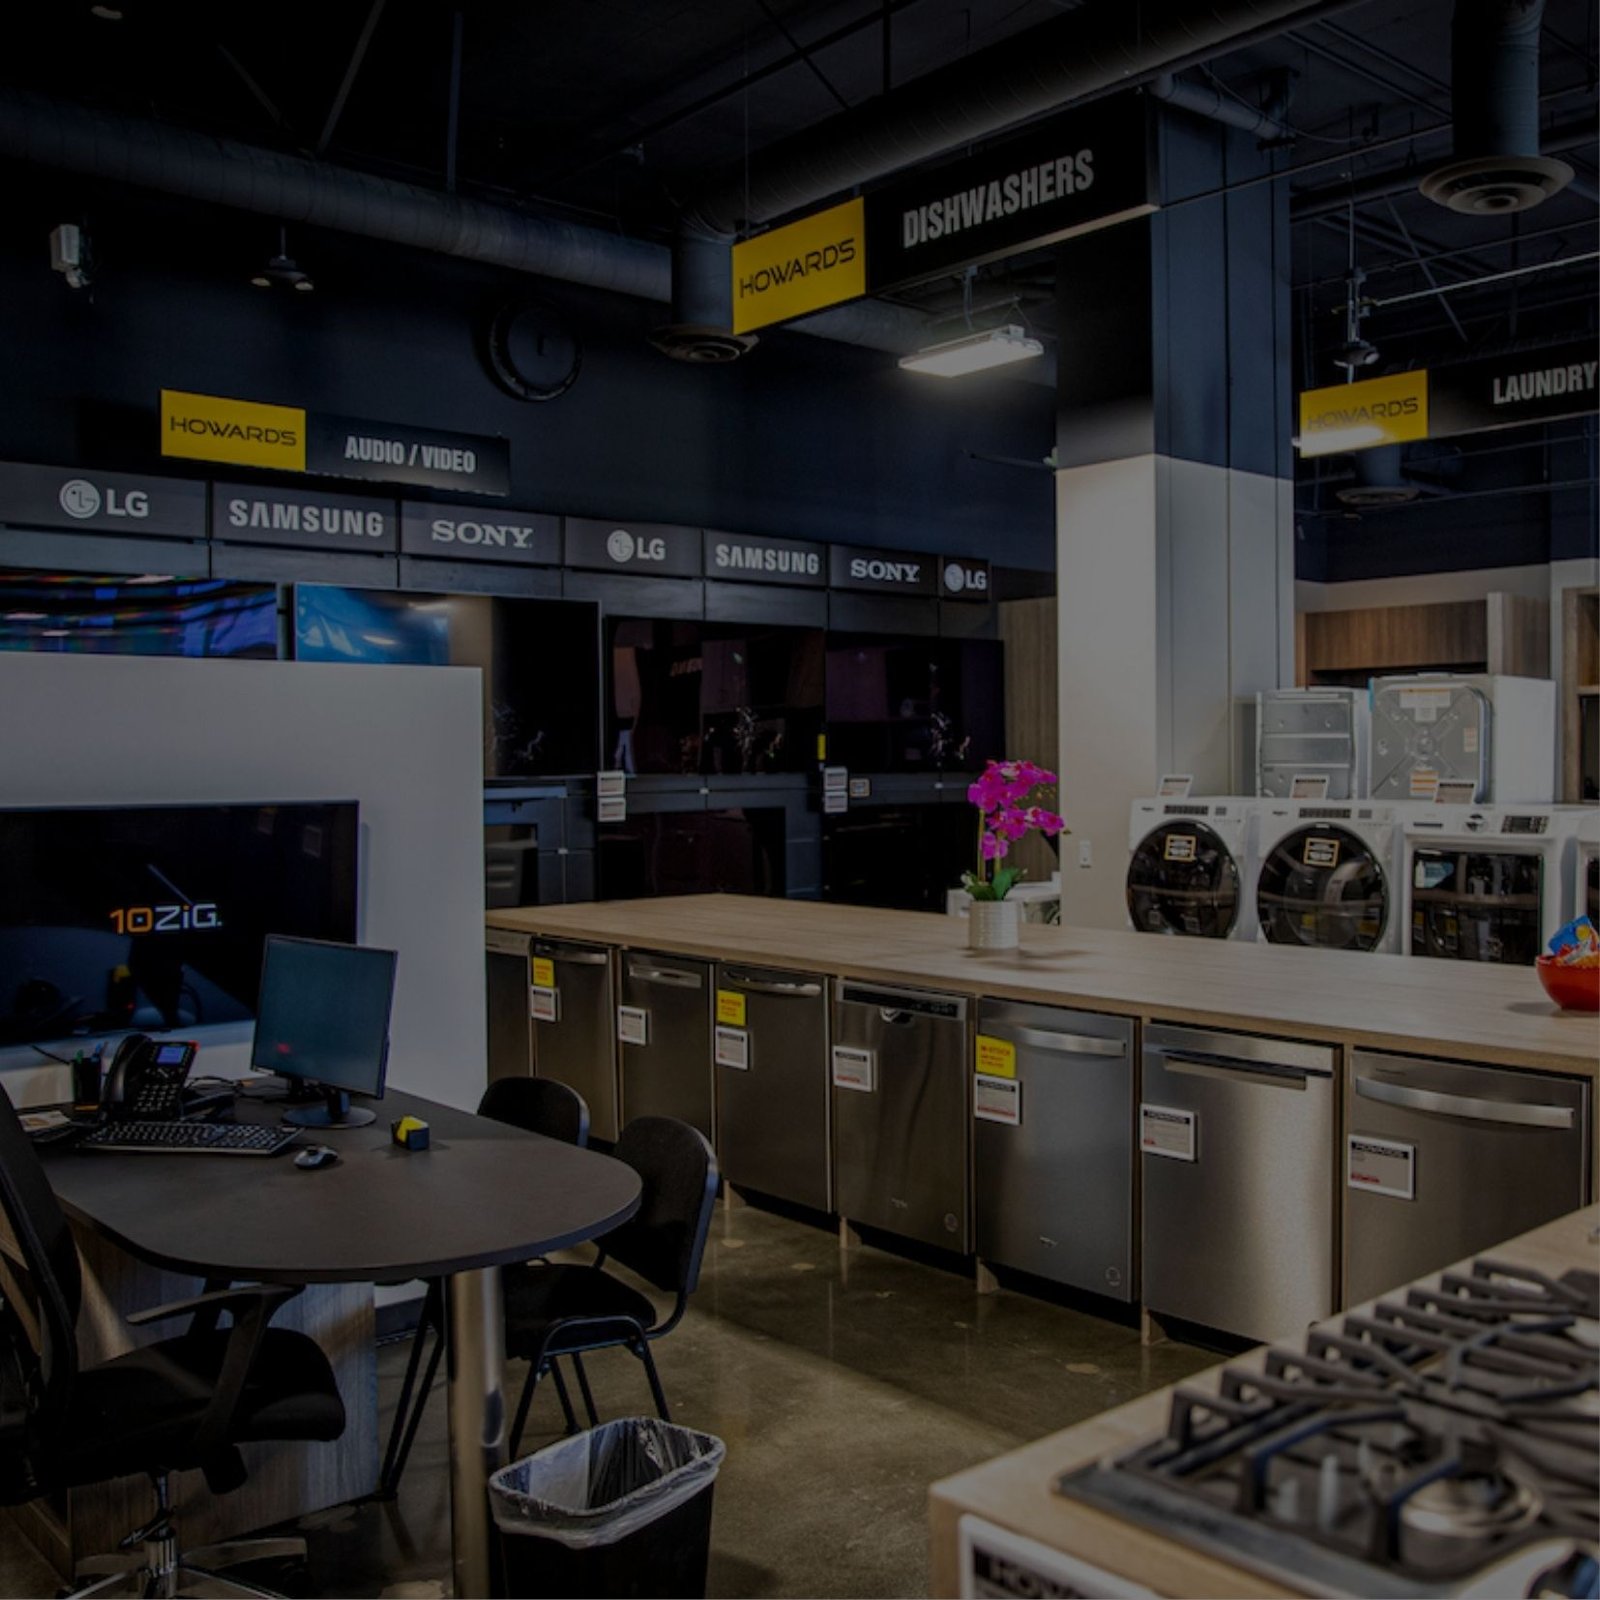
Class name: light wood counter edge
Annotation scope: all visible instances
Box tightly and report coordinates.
[926,1204,1600,1599]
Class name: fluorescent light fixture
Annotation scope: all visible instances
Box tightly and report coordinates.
[899,324,1044,378]
[1297,424,1388,458]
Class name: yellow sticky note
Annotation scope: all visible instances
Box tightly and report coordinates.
[816,733,827,762]
[975,1035,1017,1079]
[531,957,555,989]
[716,989,747,1027]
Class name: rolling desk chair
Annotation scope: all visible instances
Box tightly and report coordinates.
[505,1116,719,1457]
[0,1087,346,1598]
[378,1076,590,1497]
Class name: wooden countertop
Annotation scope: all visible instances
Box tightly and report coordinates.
[487,896,1599,1077]
[927,1204,1600,1599]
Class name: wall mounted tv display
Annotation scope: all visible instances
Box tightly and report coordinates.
[293,585,600,778]
[0,570,277,659]
[608,618,824,776]
[598,809,788,900]
[824,637,1003,774]
[822,803,973,913]
[0,802,358,1047]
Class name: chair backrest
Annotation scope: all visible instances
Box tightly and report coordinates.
[0,1086,81,1446]
[477,1076,590,1148]
[602,1117,718,1298]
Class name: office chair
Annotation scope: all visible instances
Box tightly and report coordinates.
[505,1116,719,1457]
[378,1076,590,1497]
[0,1086,345,1599]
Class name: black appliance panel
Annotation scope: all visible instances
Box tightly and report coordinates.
[598,809,787,900]
[822,803,972,913]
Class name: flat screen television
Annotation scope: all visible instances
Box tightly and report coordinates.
[0,570,277,659]
[822,803,973,913]
[293,585,600,779]
[0,802,358,1046]
[598,809,787,899]
[608,619,824,776]
[824,637,1002,774]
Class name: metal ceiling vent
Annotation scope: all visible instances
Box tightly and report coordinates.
[651,227,757,364]
[1334,446,1424,507]
[1421,0,1573,214]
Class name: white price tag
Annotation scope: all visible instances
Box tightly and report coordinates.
[530,985,558,1023]
[1140,1103,1196,1162]
[714,1026,749,1070]
[1157,773,1194,798]
[824,791,849,814]
[596,770,627,797]
[617,1005,649,1046]
[974,1077,1021,1126]
[598,794,627,823]
[831,1045,875,1093]
[1347,1134,1415,1200]
[1290,774,1330,800]
[822,766,849,794]
[1435,778,1477,804]
[848,777,871,799]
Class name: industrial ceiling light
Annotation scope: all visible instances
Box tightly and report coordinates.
[900,324,1044,378]
[1330,212,1378,374]
[251,226,314,293]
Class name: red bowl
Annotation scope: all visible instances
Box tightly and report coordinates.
[1536,955,1600,1012]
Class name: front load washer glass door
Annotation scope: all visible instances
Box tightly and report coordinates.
[1409,847,1544,963]
[1257,823,1388,951]
[1126,821,1241,938]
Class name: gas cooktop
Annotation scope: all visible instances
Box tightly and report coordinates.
[1058,1258,1600,1598]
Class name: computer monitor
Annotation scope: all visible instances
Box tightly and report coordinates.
[250,935,397,1129]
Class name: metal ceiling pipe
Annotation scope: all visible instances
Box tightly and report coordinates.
[687,0,1362,234]
[1419,0,1574,213]
[1148,73,1288,139]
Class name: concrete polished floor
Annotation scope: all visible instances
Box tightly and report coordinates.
[3,1201,1214,1599]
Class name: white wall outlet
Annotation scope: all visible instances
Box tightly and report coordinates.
[1077,839,1093,868]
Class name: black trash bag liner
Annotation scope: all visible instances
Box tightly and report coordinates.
[490,1416,725,1551]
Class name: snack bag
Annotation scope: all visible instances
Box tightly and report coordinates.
[1546,915,1600,967]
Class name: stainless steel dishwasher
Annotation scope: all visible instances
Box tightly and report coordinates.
[529,937,619,1142]
[713,964,831,1212]
[973,1000,1135,1300]
[1141,1022,1336,1342]
[831,980,970,1253]
[619,952,714,1141]
[485,927,534,1084]
[1345,1050,1591,1305]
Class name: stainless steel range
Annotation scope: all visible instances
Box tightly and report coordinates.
[1058,1258,1600,1598]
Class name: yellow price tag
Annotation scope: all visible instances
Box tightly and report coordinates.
[531,957,555,989]
[716,989,747,1027]
[975,1035,1017,1079]
[816,733,827,762]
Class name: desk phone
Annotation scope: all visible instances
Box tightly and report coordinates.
[102,1035,197,1120]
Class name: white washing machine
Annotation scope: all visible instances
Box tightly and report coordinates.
[1561,805,1598,928]
[1402,803,1578,966]
[1126,798,1260,941]
[1254,800,1407,954]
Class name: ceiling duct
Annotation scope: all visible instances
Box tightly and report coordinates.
[651,226,755,363]
[1333,446,1423,506]
[1420,0,1573,214]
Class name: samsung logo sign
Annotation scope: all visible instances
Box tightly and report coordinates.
[226,497,387,538]
[712,541,821,577]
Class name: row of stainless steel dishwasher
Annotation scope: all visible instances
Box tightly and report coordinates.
[485,930,1592,1343]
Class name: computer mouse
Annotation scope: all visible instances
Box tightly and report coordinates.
[293,1144,340,1170]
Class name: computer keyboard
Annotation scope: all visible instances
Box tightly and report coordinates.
[79,1120,301,1157]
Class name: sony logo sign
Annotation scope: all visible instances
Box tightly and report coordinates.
[850,556,921,584]
[430,518,540,549]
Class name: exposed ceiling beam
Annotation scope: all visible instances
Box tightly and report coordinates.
[316,0,388,158]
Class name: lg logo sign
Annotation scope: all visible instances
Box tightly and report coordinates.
[941,559,989,597]
[59,478,150,522]
[606,528,668,565]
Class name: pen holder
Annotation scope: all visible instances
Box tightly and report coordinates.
[391,1116,430,1151]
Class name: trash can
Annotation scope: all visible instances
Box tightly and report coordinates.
[489,1416,725,1599]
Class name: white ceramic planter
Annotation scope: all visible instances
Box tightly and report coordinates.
[968,898,1021,951]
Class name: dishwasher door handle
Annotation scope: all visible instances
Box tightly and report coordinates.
[1354,1075,1576,1130]
[721,972,822,998]
[627,965,704,990]
[1158,1050,1328,1086]
[541,949,609,967]
[1005,1026,1127,1058]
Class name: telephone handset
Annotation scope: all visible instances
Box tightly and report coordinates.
[101,1035,197,1121]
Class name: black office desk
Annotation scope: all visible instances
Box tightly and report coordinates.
[43,1088,642,1598]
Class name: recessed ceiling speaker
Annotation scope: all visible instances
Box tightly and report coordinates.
[647,325,757,364]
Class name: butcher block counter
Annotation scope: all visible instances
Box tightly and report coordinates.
[485,895,1598,1079]
[926,1203,1600,1598]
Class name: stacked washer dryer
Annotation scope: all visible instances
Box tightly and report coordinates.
[1126,798,1260,941]
[1255,799,1404,953]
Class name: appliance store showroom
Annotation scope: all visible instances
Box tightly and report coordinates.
[1,3,1598,1598]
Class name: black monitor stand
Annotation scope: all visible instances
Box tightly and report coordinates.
[281,1084,376,1130]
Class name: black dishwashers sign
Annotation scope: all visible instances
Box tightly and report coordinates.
[703,529,826,587]
[564,518,704,578]
[0,461,208,538]
[864,93,1153,292]
[212,483,399,552]
[400,502,561,565]
[828,543,938,596]
[305,415,511,498]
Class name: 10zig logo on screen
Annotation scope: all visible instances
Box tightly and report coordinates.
[108,902,224,934]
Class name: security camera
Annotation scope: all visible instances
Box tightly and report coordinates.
[50,223,90,290]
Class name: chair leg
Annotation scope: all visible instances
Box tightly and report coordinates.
[377,1281,442,1496]
[549,1358,581,1435]
[181,1537,306,1570]
[508,1361,542,1460]
[570,1352,600,1427]
[636,1338,672,1422]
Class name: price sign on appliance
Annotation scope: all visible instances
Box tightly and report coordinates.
[530,986,558,1023]
[715,989,747,1027]
[1347,1134,1415,1200]
[1140,1103,1196,1162]
[831,1046,875,1093]
[617,1005,650,1046]
[1163,833,1197,863]
[1303,836,1342,869]
[714,1026,750,1070]
[530,957,555,989]
[974,1077,1021,1126]
[974,1035,1016,1079]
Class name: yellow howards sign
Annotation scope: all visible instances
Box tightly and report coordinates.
[160,389,307,471]
[731,198,867,335]
[1298,370,1429,457]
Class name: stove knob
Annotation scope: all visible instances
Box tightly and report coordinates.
[1528,1550,1600,1599]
